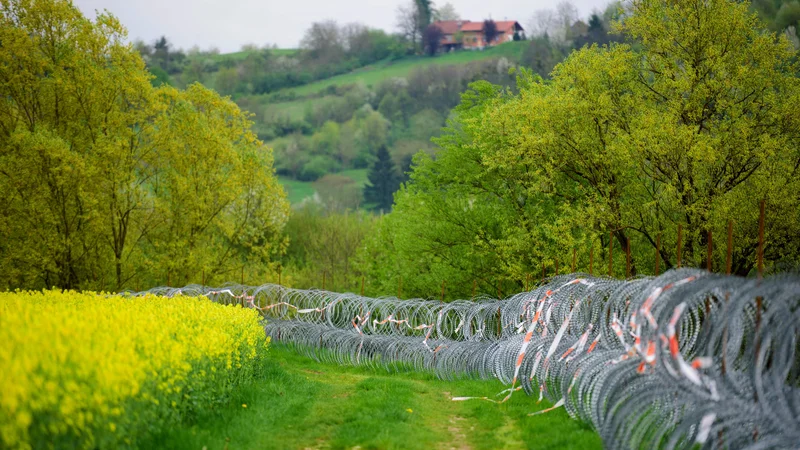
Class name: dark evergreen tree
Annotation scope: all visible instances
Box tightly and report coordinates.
[586,14,609,45]
[483,20,500,45]
[364,146,401,212]
[422,24,444,56]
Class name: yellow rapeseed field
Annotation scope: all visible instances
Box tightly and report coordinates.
[0,290,269,449]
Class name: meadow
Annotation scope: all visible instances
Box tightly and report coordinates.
[285,41,527,97]
[280,168,369,204]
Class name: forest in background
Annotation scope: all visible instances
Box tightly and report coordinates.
[133,0,626,211]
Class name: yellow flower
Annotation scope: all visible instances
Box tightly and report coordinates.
[0,290,268,448]
[242,404,247,408]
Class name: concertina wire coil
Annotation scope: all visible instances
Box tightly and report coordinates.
[128,268,800,449]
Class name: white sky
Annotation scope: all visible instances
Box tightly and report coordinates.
[73,0,611,53]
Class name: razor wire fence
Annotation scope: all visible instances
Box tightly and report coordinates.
[129,268,800,449]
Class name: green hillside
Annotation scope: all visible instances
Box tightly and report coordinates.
[286,41,528,96]
[137,20,613,210]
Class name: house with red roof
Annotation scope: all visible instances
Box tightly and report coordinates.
[433,20,524,51]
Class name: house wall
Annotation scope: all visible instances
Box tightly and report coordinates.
[462,29,516,49]
[462,31,483,48]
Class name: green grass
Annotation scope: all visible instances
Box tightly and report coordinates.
[143,345,603,450]
[285,41,528,96]
[278,176,316,204]
[279,169,369,205]
[338,168,369,187]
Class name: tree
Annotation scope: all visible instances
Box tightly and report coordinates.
[396,0,435,53]
[282,206,375,292]
[415,0,435,35]
[149,84,289,286]
[435,2,460,21]
[343,25,396,64]
[527,9,558,38]
[300,20,345,64]
[556,1,579,39]
[0,0,289,290]
[396,2,422,51]
[574,13,609,48]
[587,14,608,44]
[522,36,561,77]
[422,24,444,56]
[364,146,401,212]
[483,19,500,46]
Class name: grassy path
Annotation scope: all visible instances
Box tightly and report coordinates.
[145,346,602,449]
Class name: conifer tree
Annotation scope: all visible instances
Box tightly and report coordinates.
[364,146,401,212]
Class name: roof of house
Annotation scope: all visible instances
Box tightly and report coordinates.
[433,20,469,35]
[460,20,523,33]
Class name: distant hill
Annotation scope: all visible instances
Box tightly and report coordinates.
[283,41,527,97]
[134,15,617,210]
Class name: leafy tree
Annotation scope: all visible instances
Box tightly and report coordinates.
[423,24,444,56]
[521,36,562,77]
[214,66,240,95]
[282,206,376,292]
[353,108,391,167]
[301,20,345,64]
[483,19,500,45]
[0,0,289,290]
[435,2,460,21]
[396,2,423,51]
[364,146,402,212]
[310,121,341,157]
[148,84,289,286]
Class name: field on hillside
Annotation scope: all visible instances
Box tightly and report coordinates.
[144,345,602,450]
[279,168,369,204]
[286,41,527,96]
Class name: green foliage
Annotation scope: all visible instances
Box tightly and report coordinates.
[364,146,402,212]
[521,36,564,77]
[280,206,376,291]
[299,155,340,181]
[358,0,800,299]
[0,0,289,291]
[752,0,800,31]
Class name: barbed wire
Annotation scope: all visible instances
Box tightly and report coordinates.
[128,269,800,449]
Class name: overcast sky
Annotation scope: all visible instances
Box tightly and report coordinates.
[73,0,611,53]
